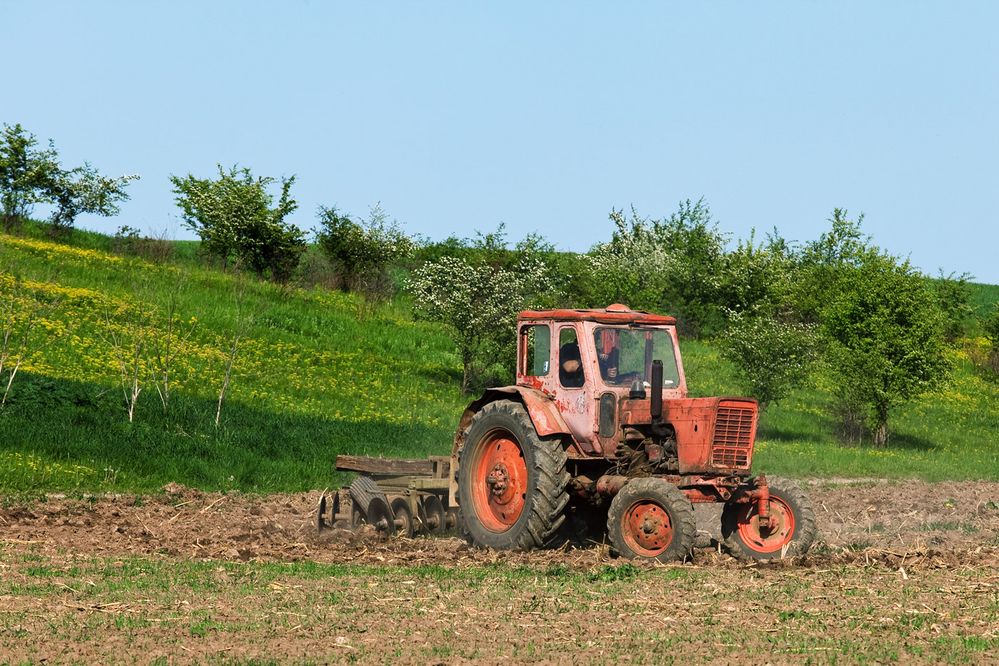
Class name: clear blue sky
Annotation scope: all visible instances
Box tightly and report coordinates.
[5,1,998,283]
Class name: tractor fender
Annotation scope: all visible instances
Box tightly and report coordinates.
[451,386,572,457]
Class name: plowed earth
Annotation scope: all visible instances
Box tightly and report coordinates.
[2,480,998,664]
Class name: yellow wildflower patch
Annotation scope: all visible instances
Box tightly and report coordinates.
[0,235,121,265]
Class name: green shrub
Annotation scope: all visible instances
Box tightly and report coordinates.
[314,203,412,298]
[932,271,974,342]
[720,310,818,411]
[820,250,950,446]
[0,123,59,232]
[586,200,727,337]
[407,232,562,392]
[984,303,999,374]
[170,165,305,282]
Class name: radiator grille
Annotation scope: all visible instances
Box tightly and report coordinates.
[710,406,754,469]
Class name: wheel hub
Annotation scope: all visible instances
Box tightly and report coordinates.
[624,501,673,556]
[470,431,528,532]
[487,463,510,496]
[736,496,795,553]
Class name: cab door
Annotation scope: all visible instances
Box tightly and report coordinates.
[553,324,596,447]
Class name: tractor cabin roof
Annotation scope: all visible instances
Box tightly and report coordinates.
[518,304,677,326]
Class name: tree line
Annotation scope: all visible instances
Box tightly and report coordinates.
[3,122,998,447]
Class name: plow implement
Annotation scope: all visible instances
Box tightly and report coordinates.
[317,455,459,538]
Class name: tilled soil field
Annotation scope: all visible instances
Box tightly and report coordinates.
[2,479,998,664]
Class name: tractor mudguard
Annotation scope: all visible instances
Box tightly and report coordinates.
[451,386,572,456]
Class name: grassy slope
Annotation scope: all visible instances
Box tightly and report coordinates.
[1,229,997,494]
[0,231,468,494]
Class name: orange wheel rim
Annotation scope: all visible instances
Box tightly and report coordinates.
[736,496,796,553]
[470,429,528,533]
[622,500,673,557]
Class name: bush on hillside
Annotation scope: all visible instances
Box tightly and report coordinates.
[0,123,59,232]
[45,164,139,236]
[720,309,819,411]
[112,225,175,263]
[314,203,412,299]
[784,210,953,446]
[718,229,797,316]
[0,123,138,237]
[586,200,727,337]
[791,208,870,323]
[407,232,563,392]
[984,303,999,374]
[818,245,950,446]
[931,271,975,342]
[171,165,305,283]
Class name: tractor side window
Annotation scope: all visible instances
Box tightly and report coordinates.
[522,325,550,376]
[558,327,585,388]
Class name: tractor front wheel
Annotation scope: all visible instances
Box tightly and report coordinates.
[458,400,569,551]
[721,477,817,560]
[606,478,696,563]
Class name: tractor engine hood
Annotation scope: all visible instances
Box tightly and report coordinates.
[620,396,759,475]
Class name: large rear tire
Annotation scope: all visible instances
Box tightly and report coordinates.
[721,477,817,560]
[606,477,696,563]
[458,400,570,551]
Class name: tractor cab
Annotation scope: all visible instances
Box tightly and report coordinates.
[515,304,687,454]
[512,304,759,480]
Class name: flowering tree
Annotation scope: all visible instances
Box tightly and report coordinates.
[315,202,412,297]
[587,200,727,337]
[720,309,818,411]
[45,164,139,235]
[407,242,562,392]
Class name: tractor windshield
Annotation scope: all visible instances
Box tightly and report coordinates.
[593,327,680,388]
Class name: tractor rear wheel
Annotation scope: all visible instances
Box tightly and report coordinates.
[458,400,570,551]
[607,478,696,563]
[721,477,817,560]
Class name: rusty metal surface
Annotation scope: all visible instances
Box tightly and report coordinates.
[451,387,574,450]
[514,318,689,456]
[594,474,629,496]
[622,498,674,557]
[628,396,759,475]
[335,456,437,476]
[518,305,676,326]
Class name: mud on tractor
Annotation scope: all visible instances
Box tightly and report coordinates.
[319,304,816,562]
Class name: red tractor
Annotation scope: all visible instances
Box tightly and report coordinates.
[450,304,815,562]
[327,304,816,562]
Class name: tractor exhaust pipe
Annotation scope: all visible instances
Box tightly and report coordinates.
[650,360,663,422]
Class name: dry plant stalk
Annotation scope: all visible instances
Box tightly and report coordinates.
[101,304,149,423]
[215,329,241,428]
[215,275,253,428]
[149,279,196,414]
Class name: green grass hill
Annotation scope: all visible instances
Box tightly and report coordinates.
[1,228,998,495]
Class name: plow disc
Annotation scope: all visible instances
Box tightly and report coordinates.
[319,467,459,540]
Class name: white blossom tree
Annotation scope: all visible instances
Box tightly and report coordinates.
[46,164,139,235]
[407,247,561,392]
